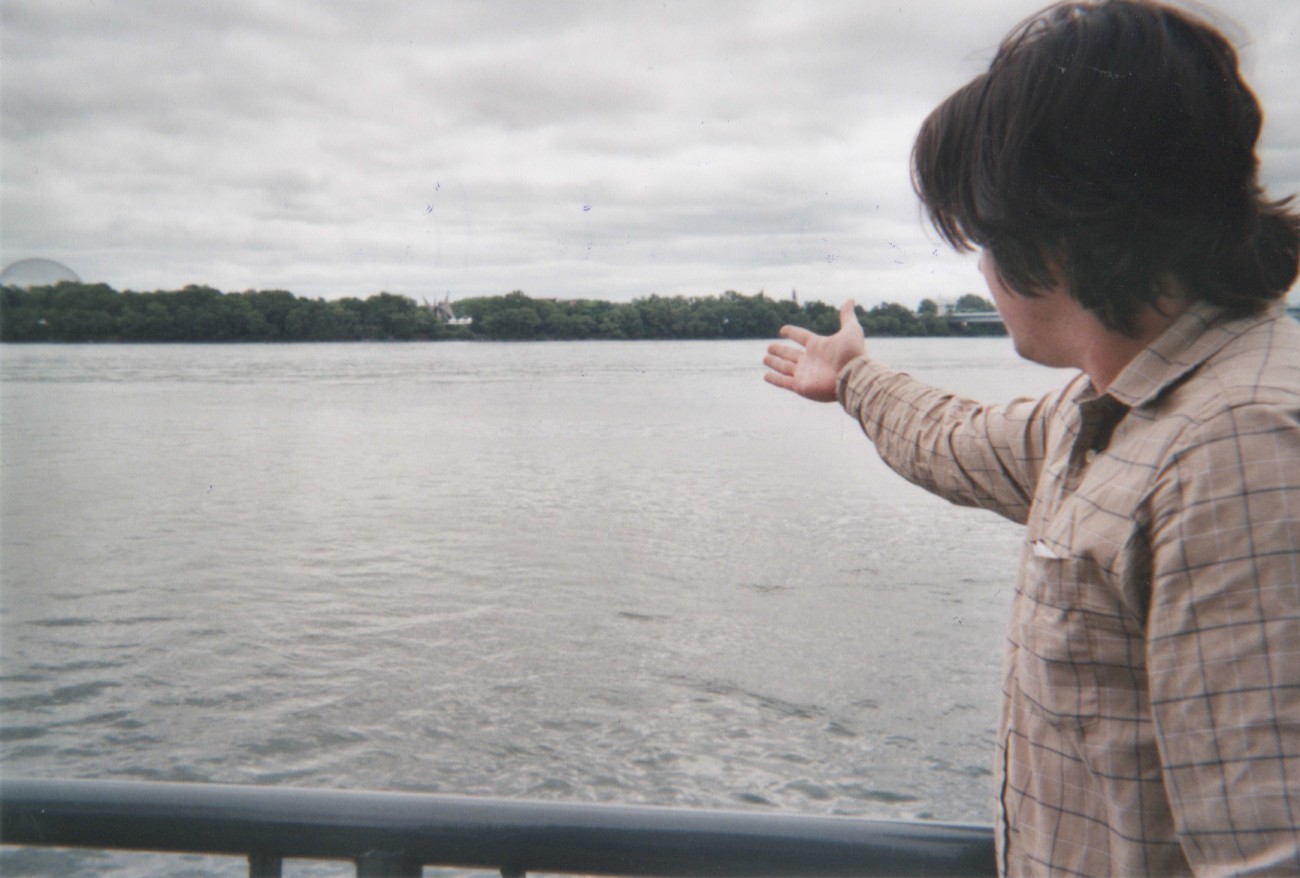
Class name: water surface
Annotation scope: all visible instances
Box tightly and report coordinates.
[0,339,1068,876]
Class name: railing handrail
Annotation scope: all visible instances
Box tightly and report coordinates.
[1,777,995,877]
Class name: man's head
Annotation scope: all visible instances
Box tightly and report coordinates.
[911,0,1300,336]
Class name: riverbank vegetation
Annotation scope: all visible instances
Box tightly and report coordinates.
[0,283,1002,342]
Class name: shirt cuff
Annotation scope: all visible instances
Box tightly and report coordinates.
[837,355,892,411]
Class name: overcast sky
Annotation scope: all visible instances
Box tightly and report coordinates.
[2,0,1297,308]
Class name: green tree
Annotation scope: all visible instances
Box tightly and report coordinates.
[861,302,921,336]
[600,303,644,339]
[955,293,996,312]
[242,290,298,338]
[361,292,426,340]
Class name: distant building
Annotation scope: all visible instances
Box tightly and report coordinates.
[425,293,472,325]
[0,258,81,288]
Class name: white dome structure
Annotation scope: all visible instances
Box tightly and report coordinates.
[0,258,82,288]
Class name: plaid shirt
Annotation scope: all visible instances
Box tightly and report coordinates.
[838,301,1300,876]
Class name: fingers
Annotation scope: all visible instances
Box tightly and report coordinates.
[763,371,796,391]
[779,324,813,345]
[763,343,802,395]
[763,345,800,375]
[778,301,855,344]
[765,341,800,363]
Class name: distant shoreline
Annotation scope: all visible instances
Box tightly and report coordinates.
[1,283,1006,343]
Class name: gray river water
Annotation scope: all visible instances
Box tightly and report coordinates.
[0,338,1066,876]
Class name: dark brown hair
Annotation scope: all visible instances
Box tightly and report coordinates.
[912,0,1300,334]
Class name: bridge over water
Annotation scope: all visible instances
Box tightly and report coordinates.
[944,310,1004,325]
[949,305,1300,326]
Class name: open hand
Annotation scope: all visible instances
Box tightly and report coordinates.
[763,300,866,403]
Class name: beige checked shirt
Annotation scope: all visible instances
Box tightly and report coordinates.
[838,301,1300,876]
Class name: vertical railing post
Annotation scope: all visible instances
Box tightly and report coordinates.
[355,850,422,877]
[248,853,282,877]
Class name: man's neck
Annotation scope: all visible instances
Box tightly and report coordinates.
[1080,300,1189,394]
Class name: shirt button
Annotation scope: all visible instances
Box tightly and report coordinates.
[1084,449,1098,464]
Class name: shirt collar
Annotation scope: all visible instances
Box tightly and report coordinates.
[1101,300,1279,410]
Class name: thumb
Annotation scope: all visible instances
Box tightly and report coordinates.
[839,300,858,329]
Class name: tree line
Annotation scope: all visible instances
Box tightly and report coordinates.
[0,283,1002,343]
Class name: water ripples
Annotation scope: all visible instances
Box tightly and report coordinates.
[0,340,1064,875]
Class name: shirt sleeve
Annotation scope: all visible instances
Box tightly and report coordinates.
[836,356,1064,525]
[1147,401,1300,873]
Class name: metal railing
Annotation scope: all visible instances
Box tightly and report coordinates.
[1,777,996,877]
[943,311,1004,325]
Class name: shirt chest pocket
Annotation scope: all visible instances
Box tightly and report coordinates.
[1014,553,1107,730]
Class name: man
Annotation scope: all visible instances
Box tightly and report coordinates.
[763,1,1300,875]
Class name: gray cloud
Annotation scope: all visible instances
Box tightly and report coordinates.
[2,0,1297,307]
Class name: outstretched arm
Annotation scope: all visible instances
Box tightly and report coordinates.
[768,297,1056,522]
[762,301,865,403]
